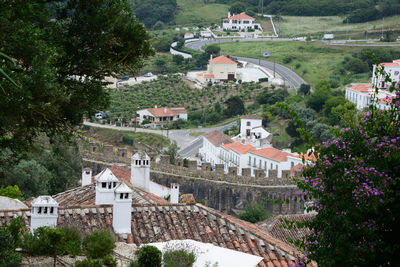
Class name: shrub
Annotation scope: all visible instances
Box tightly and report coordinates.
[0,227,22,267]
[82,231,115,259]
[22,227,54,256]
[102,255,117,267]
[122,135,134,146]
[163,249,196,267]
[141,119,151,125]
[135,245,162,267]
[75,258,103,267]
[58,227,82,256]
[237,203,271,223]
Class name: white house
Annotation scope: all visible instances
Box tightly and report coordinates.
[137,106,188,125]
[200,31,212,38]
[232,115,271,148]
[345,83,394,111]
[219,142,255,175]
[222,12,260,31]
[199,130,233,167]
[248,148,305,178]
[197,55,238,83]
[372,59,400,89]
[184,32,194,39]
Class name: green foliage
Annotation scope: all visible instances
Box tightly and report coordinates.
[141,119,152,125]
[165,141,179,164]
[224,95,245,117]
[229,2,246,14]
[102,255,117,267]
[173,54,185,65]
[163,249,196,267]
[305,80,332,112]
[237,203,271,223]
[0,0,153,152]
[299,84,311,96]
[344,58,370,74]
[0,185,23,200]
[0,217,23,267]
[205,45,221,56]
[134,245,162,267]
[256,88,289,106]
[82,231,115,259]
[75,258,103,267]
[122,135,135,146]
[131,0,177,28]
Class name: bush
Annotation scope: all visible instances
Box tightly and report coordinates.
[82,231,115,259]
[122,135,134,146]
[102,255,117,267]
[58,227,82,256]
[237,203,271,223]
[258,77,268,82]
[0,227,22,267]
[141,119,151,125]
[22,227,54,256]
[75,258,103,267]
[163,249,196,267]
[135,245,162,267]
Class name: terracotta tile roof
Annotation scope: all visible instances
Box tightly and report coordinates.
[203,130,233,147]
[379,62,400,67]
[347,84,374,93]
[180,194,196,204]
[257,214,314,245]
[143,107,187,118]
[393,59,400,63]
[290,164,303,175]
[222,142,256,154]
[209,55,237,64]
[109,165,131,182]
[241,115,261,120]
[227,12,255,21]
[184,32,193,35]
[250,148,296,162]
[204,74,215,78]
[0,202,312,266]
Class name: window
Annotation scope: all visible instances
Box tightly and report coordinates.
[247,121,251,126]
[259,159,261,168]
[44,207,48,214]
[291,162,294,168]
[108,182,112,189]
[50,207,54,214]
[253,158,256,166]
[125,193,129,199]
[249,156,251,164]
[120,193,124,199]
[270,163,273,169]
[113,182,117,188]
[38,207,42,214]
[102,182,107,188]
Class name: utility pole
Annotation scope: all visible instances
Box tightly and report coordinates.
[346,18,349,40]
[273,61,276,78]
[381,17,384,40]
[134,108,137,133]
[259,47,261,65]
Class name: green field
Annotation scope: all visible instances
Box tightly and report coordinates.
[175,0,229,26]
[277,15,400,38]
[217,41,400,86]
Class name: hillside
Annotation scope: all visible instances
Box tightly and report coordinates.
[175,0,229,26]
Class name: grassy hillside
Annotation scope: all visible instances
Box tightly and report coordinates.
[217,41,400,86]
[175,0,229,26]
[277,15,400,38]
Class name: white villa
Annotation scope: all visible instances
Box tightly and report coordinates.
[222,12,261,31]
[232,115,272,148]
[136,106,188,125]
[197,55,237,83]
[372,59,400,89]
[345,83,394,110]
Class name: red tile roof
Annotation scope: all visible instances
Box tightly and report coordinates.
[209,55,237,64]
[347,84,374,93]
[144,107,187,118]
[203,130,233,147]
[204,74,215,78]
[257,214,314,245]
[379,62,400,67]
[222,142,256,154]
[250,148,296,162]
[0,203,308,266]
[184,32,193,35]
[241,115,261,120]
[227,12,255,21]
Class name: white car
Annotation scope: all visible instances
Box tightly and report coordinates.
[144,72,153,77]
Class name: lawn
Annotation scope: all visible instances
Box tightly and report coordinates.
[217,41,400,86]
[277,15,400,38]
[175,0,229,26]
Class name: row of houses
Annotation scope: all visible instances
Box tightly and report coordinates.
[345,58,399,110]
[199,115,311,178]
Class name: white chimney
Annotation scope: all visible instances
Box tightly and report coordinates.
[113,183,132,234]
[228,11,231,18]
[30,196,58,233]
[164,107,167,114]
[82,167,92,187]
[95,168,119,205]
[131,152,150,191]
[155,105,157,108]
[170,183,179,204]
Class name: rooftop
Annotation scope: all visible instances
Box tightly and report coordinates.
[241,115,261,120]
[141,107,187,118]
[250,148,297,162]
[222,142,256,154]
[203,130,233,147]
[347,83,374,93]
[226,12,255,21]
[0,203,304,267]
[209,55,237,65]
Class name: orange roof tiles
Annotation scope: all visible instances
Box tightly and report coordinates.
[227,12,255,21]
[209,55,237,64]
[347,84,374,93]
[250,148,296,162]
[379,62,400,67]
[203,130,233,147]
[145,107,187,118]
[204,74,215,78]
[184,32,193,35]
[241,114,261,120]
[222,142,256,154]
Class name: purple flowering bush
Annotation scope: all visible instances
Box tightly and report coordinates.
[295,71,400,265]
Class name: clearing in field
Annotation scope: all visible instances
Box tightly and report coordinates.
[175,0,229,26]
[217,41,400,86]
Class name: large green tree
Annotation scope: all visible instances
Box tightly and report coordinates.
[0,0,153,152]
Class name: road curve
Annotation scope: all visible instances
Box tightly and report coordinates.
[185,38,307,89]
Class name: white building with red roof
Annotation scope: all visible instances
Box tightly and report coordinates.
[184,32,194,39]
[137,106,188,125]
[197,55,238,83]
[222,12,260,31]
[220,142,256,175]
[372,59,400,89]
[345,83,394,110]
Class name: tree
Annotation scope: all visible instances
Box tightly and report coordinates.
[134,246,162,267]
[306,81,332,112]
[0,0,154,152]
[82,231,115,259]
[299,84,311,96]
[294,72,400,265]
[173,55,185,65]
[224,95,245,117]
[165,141,179,164]
[237,203,271,223]
[0,185,23,200]
[204,45,221,56]
[229,2,246,14]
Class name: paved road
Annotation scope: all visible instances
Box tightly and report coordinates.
[185,39,306,89]
[83,121,236,157]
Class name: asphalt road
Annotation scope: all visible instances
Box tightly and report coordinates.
[83,121,236,157]
[185,39,307,89]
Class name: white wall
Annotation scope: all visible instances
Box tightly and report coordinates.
[372,64,400,89]
[149,181,171,198]
[240,118,262,138]
[113,193,132,234]
[199,137,221,168]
